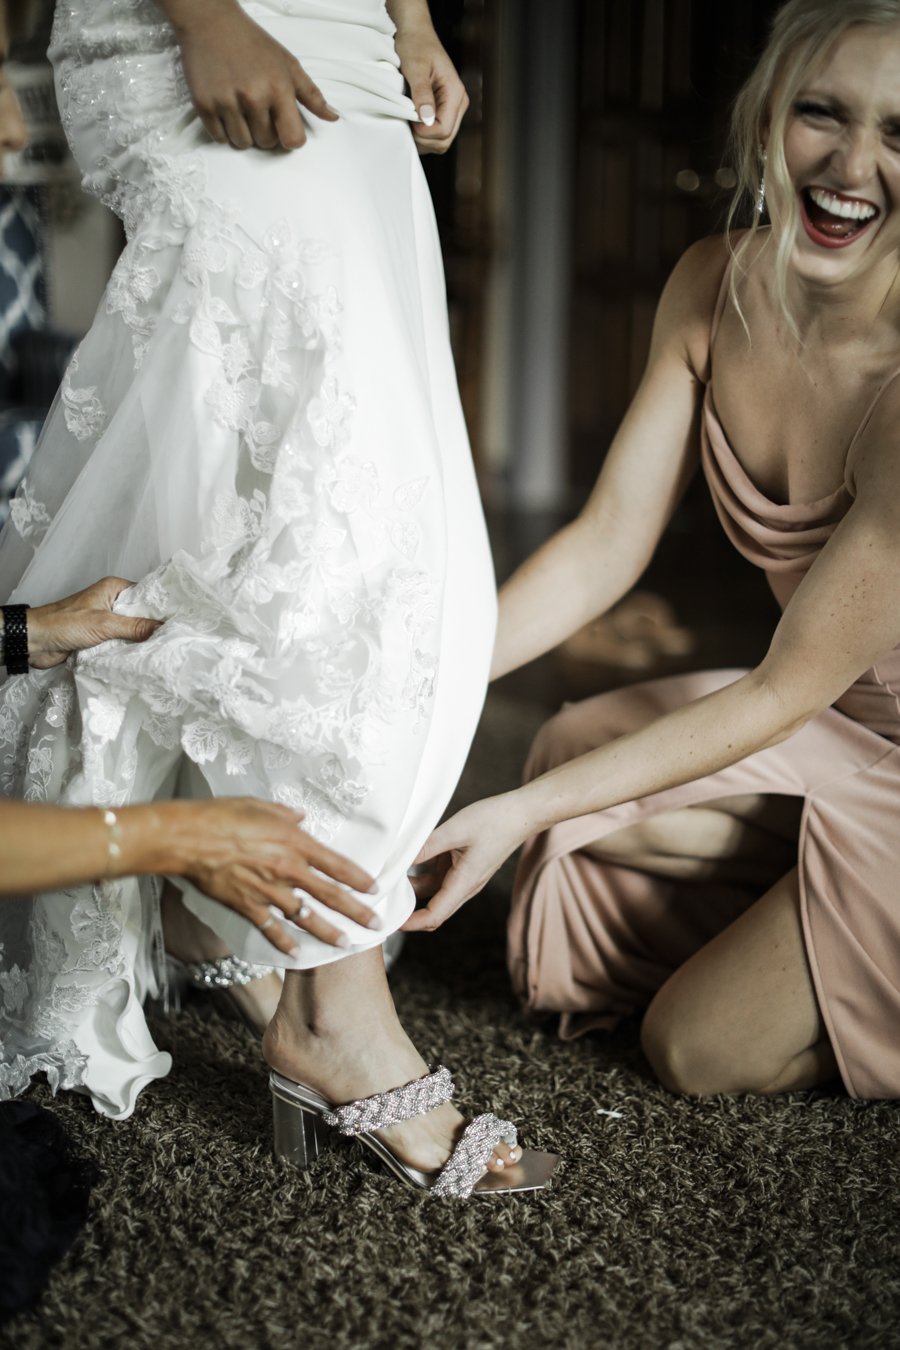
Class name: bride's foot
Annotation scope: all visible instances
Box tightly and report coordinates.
[262,950,522,1176]
[161,885,282,1036]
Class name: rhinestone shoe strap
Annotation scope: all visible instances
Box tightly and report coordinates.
[431,1114,519,1199]
[322,1065,455,1135]
[186,956,275,989]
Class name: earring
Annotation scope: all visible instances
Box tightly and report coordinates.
[756,147,767,217]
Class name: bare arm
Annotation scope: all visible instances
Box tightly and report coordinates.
[407,297,900,931]
[0,798,380,954]
[490,238,725,681]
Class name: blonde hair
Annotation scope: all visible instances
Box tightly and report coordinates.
[726,0,900,338]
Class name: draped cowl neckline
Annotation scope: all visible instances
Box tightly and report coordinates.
[701,386,853,575]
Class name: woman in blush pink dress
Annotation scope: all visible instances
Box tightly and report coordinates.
[410,0,900,1101]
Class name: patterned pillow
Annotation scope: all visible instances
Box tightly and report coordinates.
[0,411,42,527]
[0,186,46,406]
[0,186,51,525]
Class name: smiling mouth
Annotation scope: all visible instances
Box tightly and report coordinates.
[800,186,881,249]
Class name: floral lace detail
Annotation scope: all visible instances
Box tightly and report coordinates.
[0,2,486,1114]
[61,356,107,442]
[63,205,441,822]
[0,1044,88,1098]
[9,478,51,543]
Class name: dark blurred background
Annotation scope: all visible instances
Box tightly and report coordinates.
[420,0,786,705]
[1,0,787,705]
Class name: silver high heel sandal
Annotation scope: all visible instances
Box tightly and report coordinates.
[269,1064,559,1198]
[166,955,277,1036]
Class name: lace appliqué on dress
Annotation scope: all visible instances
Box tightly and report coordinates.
[0,4,443,1105]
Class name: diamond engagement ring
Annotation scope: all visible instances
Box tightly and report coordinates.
[297,903,312,920]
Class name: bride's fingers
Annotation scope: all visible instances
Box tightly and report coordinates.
[220,106,254,149]
[243,100,279,150]
[273,96,307,150]
[294,67,339,123]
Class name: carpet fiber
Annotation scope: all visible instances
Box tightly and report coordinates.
[4,694,899,1350]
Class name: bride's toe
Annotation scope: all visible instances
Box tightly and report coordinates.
[486,1140,518,1171]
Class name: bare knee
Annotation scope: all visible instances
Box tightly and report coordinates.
[640,999,714,1096]
[640,989,769,1097]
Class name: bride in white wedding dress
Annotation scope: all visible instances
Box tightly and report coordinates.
[0,0,557,1196]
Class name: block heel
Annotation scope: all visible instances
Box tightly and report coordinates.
[271,1083,326,1168]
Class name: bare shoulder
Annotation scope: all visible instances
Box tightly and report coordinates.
[651,233,734,381]
[848,369,900,510]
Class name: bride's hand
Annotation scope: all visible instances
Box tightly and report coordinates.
[402,794,526,932]
[166,0,338,151]
[393,21,469,155]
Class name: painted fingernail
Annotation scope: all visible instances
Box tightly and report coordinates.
[419,104,436,126]
[326,104,340,117]
[335,934,352,949]
[367,913,386,931]
[367,881,380,895]
[494,1158,504,1169]
[289,946,304,961]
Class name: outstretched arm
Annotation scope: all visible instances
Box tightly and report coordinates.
[407,392,900,930]
[0,797,379,955]
[489,238,724,681]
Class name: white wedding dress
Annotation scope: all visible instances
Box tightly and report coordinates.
[0,0,495,1117]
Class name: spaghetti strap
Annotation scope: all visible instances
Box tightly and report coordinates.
[847,364,900,454]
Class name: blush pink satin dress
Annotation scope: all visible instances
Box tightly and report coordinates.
[508,267,900,1100]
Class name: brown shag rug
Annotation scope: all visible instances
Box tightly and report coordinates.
[4,693,900,1350]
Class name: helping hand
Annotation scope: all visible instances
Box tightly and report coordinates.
[26,576,161,669]
[170,798,379,955]
[173,1,339,151]
[394,23,469,155]
[402,794,526,932]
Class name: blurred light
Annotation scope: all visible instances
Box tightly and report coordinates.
[675,169,700,192]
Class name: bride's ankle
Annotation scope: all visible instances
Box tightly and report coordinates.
[271,957,403,1044]
[263,1002,400,1061]
[161,886,227,964]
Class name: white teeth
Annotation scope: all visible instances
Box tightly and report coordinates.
[809,187,877,222]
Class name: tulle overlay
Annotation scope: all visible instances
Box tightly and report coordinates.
[0,0,495,1116]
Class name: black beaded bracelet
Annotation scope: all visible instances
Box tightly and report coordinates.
[1,604,30,675]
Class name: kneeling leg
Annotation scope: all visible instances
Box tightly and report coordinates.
[640,867,839,1095]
